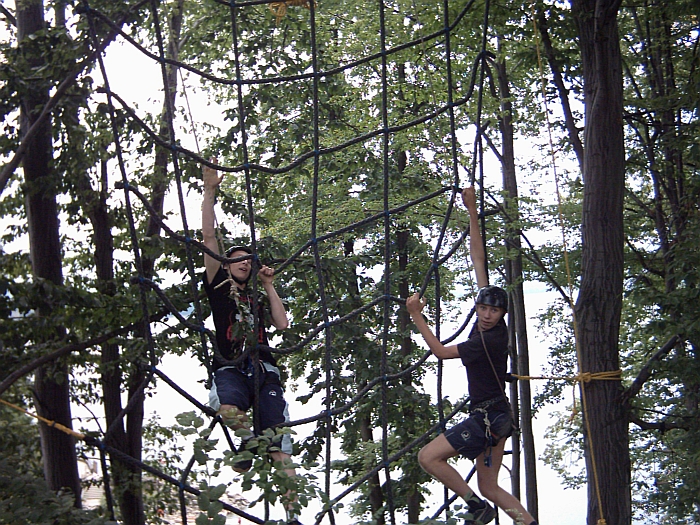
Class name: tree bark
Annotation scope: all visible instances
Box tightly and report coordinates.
[570,1,630,524]
[77,158,135,522]
[495,47,538,521]
[17,0,81,506]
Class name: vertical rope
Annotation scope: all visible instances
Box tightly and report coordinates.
[305,2,338,523]
[475,0,491,278]
[435,3,463,512]
[435,267,451,509]
[179,70,201,155]
[147,6,215,519]
[81,3,162,520]
[226,0,266,444]
[177,69,214,384]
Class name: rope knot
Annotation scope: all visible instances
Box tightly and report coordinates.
[269,0,313,25]
[576,372,593,383]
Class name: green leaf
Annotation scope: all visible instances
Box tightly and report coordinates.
[197,492,210,511]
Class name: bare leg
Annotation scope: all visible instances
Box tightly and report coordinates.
[271,450,300,522]
[475,439,535,524]
[419,434,535,524]
[218,404,255,473]
[418,434,475,497]
[270,450,297,479]
[219,406,301,521]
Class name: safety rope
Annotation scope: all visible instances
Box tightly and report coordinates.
[378,1,397,523]
[512,370,622,420]
[511,371,623,383]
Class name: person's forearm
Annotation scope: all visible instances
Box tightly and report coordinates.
[468,208,488,287]
[202,186,221,282]
[263,282,289,330]
[202,186,217,241]
[410,312,447,357]
[468,209,485,263]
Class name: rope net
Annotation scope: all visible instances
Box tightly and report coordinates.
[2,0,535,524]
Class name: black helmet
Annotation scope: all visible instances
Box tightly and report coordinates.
[223,246,253,285]
[476,285,508,312]
[225,245,252,258]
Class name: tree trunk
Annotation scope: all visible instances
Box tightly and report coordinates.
[495,48,538,520]
[570,1,630,524]
[115,4,185,523]
[77,158,135,522]
[17,0,81,506]
[344,240,385,524]
[143,0,184,272]
[397,227,420,524]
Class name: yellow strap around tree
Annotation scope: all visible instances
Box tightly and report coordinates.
[511,370,621,383]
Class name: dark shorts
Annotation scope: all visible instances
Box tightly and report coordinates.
[444,410,514,460]
[209,365,292,454]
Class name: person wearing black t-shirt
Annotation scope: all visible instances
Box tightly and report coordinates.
[406,186,537,525]
[202,159,303,525]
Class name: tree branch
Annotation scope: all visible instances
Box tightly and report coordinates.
[0,0,150,196]
[536,8,584,172]
[624,237,664,278]
[0,3,16,26]
[629,413,689,432]
[621,334,680,403]
[0,309,169,397]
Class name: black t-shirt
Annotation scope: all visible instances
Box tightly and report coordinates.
[457,318,509,407]
[202,267,277,371]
